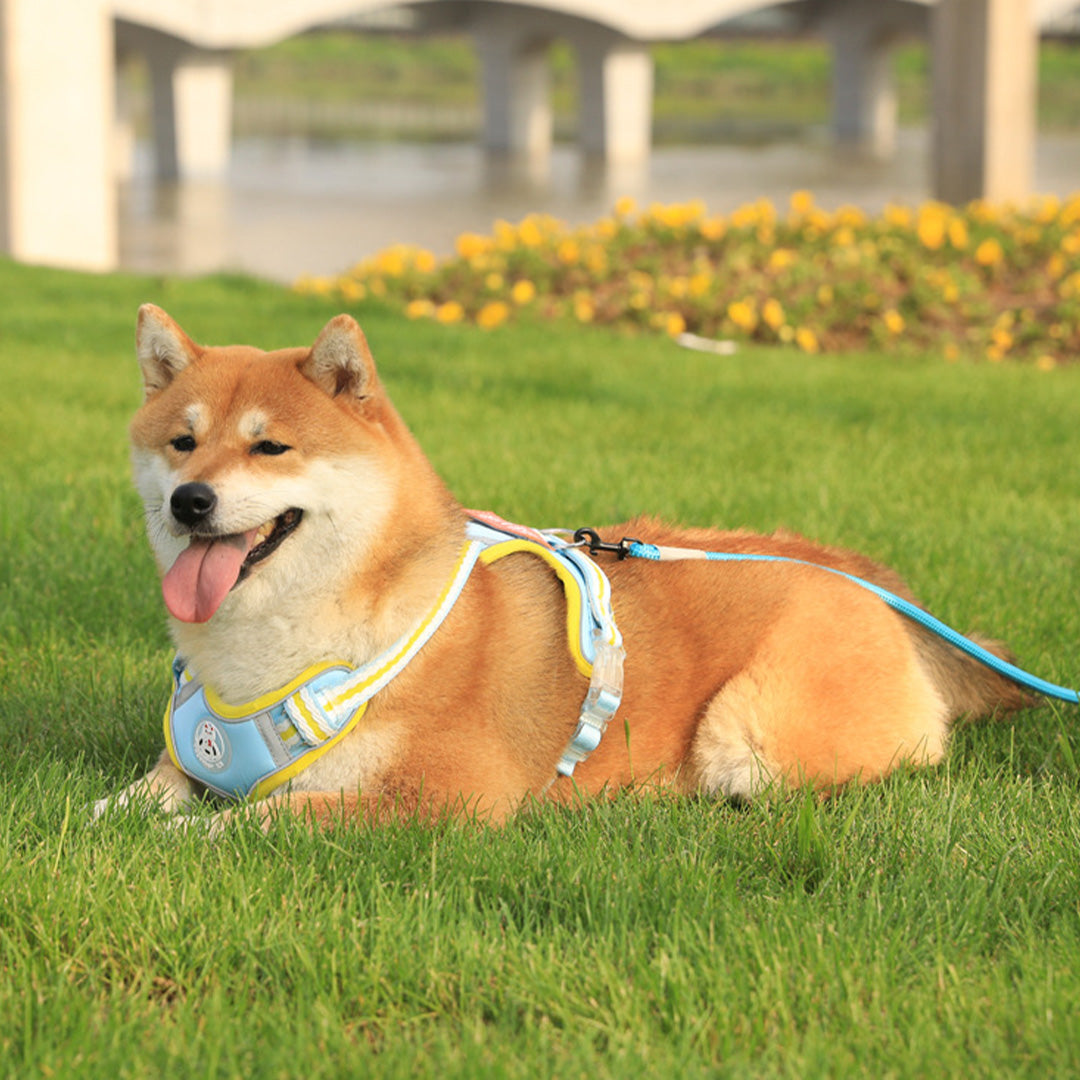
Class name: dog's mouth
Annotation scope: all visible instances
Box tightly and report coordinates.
[238,508,303,580]
[162,508,304,624]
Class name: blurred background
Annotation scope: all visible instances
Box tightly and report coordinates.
[2,0,1078,282]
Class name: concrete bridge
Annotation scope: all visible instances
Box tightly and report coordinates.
[0,0,1075,271]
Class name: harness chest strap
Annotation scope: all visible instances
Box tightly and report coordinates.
[164,520,625,801]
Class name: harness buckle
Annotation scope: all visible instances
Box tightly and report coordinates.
[573,527,640,560]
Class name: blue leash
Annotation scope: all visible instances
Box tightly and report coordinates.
[572,528,1079,706]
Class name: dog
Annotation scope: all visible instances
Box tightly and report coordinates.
[96,305,1028,829]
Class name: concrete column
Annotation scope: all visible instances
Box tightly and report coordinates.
[576,29,654,165]
[819,0,907,159]
[932,0,1036,204]
[137,28,233,181]
[0,0,116,269]
[828,24,897,158]
[475,25,553,161]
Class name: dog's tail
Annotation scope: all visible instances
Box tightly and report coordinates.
[908,624,1035,722]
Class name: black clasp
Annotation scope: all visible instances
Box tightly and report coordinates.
[573,527,640,559]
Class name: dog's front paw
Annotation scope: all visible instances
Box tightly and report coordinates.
[91,787,155,822]
[91,761,199,824]
[165,804,269,840]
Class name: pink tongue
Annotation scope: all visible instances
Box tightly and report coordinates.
[162,532,257,623]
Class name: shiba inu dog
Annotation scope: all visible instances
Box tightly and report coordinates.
[97,305,1028,828]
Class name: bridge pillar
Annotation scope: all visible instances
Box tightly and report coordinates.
[818,0,923,159]
[826,25,897,158]
[120,24,233,181]
[0,0,116,269]
[146,36,233,181]
[931,0,1036,203]
[474,22,553,162]
[576,28,654,165]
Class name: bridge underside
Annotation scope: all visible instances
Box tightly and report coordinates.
[0,0,1042,270]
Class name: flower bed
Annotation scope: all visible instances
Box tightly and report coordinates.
[295,191,1080,367]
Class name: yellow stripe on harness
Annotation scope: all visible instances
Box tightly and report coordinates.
[477,538,595,678]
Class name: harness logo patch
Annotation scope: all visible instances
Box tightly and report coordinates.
[193,719,231,771]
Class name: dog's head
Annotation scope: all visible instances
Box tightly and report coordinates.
[130,305,410,625]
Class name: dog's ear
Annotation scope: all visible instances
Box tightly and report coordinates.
[136,305,200,399]
[301,314,377,399]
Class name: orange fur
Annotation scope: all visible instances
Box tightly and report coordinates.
[99,308,1028,830]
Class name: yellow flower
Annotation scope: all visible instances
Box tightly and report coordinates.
[485,272,505,292]
[557,239,580,265]
[1036,354,1057,371]
[584,245,608,273]
[293,275,335,296]
[338,278,367,303]
[795,327,820,354]
[592,217,618,240]
[762,298,785,330]
[947,218,969,250]
[789,190,814,216]
[700,216,726,240]
[1062,195,1080,226]
[517,217,544,248]
[768,248,796,272]
[944,343,960,362]
[476,301,510,330]
[435,301,465,325]
[834,204,867,228]
[689,272,712,298]
[613,195,637,218]
[883,309,905,335]
[455,233,491,259]
[374,246,408,276]
[727,299,758,333]
[510,280,536,305]
[573,295,595,323]
[974,238,1005,266]
[664,312,687,337]
[730,203,759,230]
[413,249,438,274]
[1035,195,1060,224]
[494,220,517,250]
[405,298,435,320]
[817,284,834,305]
[883,203,912,229]
[830,225,856,249]
[916,204,948,250]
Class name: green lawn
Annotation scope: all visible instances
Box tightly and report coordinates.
[2,259,1080,1075]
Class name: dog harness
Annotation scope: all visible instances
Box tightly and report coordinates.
[163,514,625,801]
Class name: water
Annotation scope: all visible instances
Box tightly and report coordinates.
[117,129,1080,284]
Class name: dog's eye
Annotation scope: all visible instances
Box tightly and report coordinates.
[251,440,290,456]
[170,434,196,452]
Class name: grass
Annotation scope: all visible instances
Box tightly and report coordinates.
[3,258,1080,1075]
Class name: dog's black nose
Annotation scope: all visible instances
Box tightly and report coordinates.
[171,482,217,528]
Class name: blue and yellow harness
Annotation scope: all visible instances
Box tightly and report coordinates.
[164,516,625,801]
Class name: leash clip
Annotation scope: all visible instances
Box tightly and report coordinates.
[573,527,640,560]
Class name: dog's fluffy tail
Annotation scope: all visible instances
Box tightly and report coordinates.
[909,625,1034,722]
